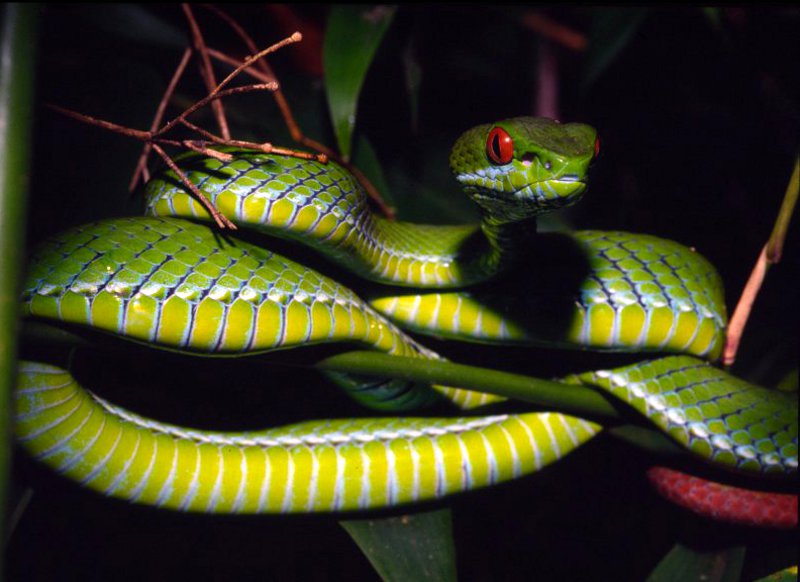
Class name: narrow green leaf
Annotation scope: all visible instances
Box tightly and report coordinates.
[582,8,648,89]
[341,507,457,582]
[647,543,745,582]
[402,38,422,133]
[753,566,799,582]
[323,5,396,160]
[352,133,397,212]
[77,4,186,48]
[700,7,732,47]
[0,0,38,561]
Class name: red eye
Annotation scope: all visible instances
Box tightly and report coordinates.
[594,137,601,159]
[486,127,514,165]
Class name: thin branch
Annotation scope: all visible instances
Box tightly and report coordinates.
[520,11,587,52]
[200,11,396,219]
[150,142,236,230]
[179,118,326,161]
[207,47,275,83]
[766,156,799,263]
[723,244,768,366]
[724,157,799,366]
[214,32,302,98]
[47,104,152,140]
[130,46,193,192]
[182,140,233,161]
[182,3,230,140]
[154,81,279,139]
[201,4,304,141]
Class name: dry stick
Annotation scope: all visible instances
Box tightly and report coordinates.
[200,5,396,218]
[766,156,800,263]
[201,4,303,142]
[723,157,799,366]
[181,140,233,161]
[153,81,279,142]
[130,46,194,192]
[47,104,153,141]
[520,11,587,52]
[182,3,230,140]
[150,142,236,230]
[179,118,323,161]
[203,48,396,219]
[152,35,299,143]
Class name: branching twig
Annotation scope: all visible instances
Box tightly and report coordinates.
[54,6,397,228]
[150,142,236,230]
[200,5,396,218]
[182,3,230,140]
[130,46,193,191]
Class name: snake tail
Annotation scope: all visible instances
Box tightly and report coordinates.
[15,361,600,513]
[566,356,798,476]
[647,467,798,529]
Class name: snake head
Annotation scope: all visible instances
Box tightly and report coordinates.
[450,117,599,222]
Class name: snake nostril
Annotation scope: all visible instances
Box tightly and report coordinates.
[521,153,537,167]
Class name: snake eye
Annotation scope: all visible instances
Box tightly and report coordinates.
[487,127,514,165]
[594,137,601,159]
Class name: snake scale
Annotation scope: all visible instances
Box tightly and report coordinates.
[16,118,797,525]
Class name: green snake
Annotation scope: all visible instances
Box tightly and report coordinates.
[16,117,797,524]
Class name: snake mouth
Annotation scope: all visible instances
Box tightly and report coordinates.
[532,178,587,201]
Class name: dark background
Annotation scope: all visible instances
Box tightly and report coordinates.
[9,5,799,580]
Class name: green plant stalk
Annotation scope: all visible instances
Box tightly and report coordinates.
[0,1,38,565]
[20,320,682,459]
[316,350,621,419]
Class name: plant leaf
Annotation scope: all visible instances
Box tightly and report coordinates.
[340,507,457,582]
[353,133,397,212]
[582,7,648,89]
[323,5,396,160]
[647,543,745,582]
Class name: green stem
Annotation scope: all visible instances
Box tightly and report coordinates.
[315,350,620,420]
[20,322,682,456]
[766,155,799,263]
[0,1,38,564]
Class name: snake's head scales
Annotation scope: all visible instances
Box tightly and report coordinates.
[450,117,598,223]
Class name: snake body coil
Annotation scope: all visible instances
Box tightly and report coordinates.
[17,117,796,525]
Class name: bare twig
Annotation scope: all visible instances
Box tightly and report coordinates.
[200,5,396,218]
[154,82,278,139]
[724,157,799,366]
[766,156,799,263]
[201,4,303,141]
[150,142,236,230]
[179,118,325,161]
[521,11,587,52]
[47,104,152,140]
[182,3,230,140]
[130,46,193,191]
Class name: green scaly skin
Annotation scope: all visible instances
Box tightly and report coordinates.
[145,118,596,289]
[145,118,727,359]
[14,354,796,513]
[19,217,498,412]
[15,117,796,518]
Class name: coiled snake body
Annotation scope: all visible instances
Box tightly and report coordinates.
[16,118,797,525]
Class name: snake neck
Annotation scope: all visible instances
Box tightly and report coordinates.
[475,215,539,278]
[144,151,537,288]
[359,212,538,288]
